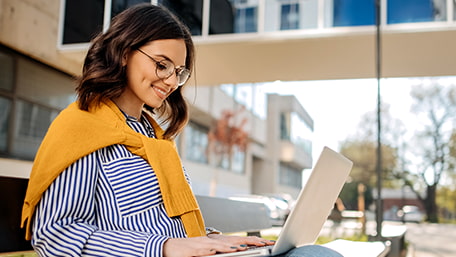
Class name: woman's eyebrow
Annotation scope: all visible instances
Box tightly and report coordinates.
[154,54,186,67]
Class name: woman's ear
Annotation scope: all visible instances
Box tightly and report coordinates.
[122,51,129,66]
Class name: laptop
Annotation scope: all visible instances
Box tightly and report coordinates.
[216,146,353,256]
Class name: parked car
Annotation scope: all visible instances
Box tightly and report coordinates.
[397,205,425,223]
[264,193,296,223]
[228,194,285,226]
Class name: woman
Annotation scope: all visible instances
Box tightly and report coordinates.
[21,4,342,257]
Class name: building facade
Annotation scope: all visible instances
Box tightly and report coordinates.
[180,85,313,198]
[0,0,321,198]
[1,0,455,199]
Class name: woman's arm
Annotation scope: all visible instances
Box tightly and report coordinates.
[31,153,167,257]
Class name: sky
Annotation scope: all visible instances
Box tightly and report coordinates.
[260,77,446,162]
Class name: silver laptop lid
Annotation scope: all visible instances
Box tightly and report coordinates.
[271,146,353,255]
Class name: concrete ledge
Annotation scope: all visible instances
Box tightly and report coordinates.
[323,239,391,257]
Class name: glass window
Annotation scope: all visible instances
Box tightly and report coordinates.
[0,52,14,92]
[0,47,74,160]
[159,0,203,35]
[112,0,150,18]
[291,112,313,154]
[62,0,105,44]
[279,162,302,188]
[280,112,291,141]
[216,151,231,170]
[16,58,76,110]
[12,101,58,160]
[206,0,234,35]
[280,112,313,155]
[264,0,317,31]
[220,84,235,97]
[387,0,446,24]
[210,0,258,34]
[185,122,209,164]
[0,97,11,153]
[333,0,375,27]
[231,145,245,174]
[234,5,257,33]
[251,84,267,119]
[280,3,300,30]
[221,83,266,119]
[209,0,259,35]
[235,84,253,111]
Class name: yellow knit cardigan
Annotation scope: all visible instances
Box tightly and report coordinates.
[21,100,206,240]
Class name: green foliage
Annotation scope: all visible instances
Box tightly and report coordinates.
[437,185,456,222]
[339,140,397,188]
[339,181,373,210]
[315,233,368,245]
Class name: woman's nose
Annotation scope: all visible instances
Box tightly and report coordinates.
[162,72,178,89]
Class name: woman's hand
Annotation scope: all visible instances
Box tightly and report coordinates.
[207,234,275,248]
[163,235,275,257]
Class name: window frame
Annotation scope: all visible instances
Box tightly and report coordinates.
[58,0,156,50]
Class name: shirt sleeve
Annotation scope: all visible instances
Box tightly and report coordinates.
[31,152,168,257]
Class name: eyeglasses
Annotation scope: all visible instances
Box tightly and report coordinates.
[137,49,191,86]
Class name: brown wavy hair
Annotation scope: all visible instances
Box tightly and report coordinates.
[76,4,194,139]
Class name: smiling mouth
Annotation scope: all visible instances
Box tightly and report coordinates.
[153,85,169,98]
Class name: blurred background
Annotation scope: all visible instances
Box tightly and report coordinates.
[1,0,456,256]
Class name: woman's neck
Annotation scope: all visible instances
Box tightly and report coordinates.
[112,97,144,120]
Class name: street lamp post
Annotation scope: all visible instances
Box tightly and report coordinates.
[375,0,383,240]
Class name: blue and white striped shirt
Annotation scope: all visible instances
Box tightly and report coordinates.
[32,113,188,257]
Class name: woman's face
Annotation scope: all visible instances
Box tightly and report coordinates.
[122,39,187,111]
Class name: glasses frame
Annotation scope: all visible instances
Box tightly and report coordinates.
[137,49,191,86]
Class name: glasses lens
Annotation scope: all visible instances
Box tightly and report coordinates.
[155,60,174,79]
[154,59,190,86]
[177,69,191,86]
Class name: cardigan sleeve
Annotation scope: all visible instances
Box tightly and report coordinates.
[31,153,168,257]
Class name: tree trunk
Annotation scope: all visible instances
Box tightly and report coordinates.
[424,184,439,223]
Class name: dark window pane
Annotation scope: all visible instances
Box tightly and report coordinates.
[209,0,235,34]
[159,0,204,36]
[209,0,258,35]
[387,0,442,24]
[333,0,375,27]
[111,0,150,18]
[62,0,105,44]
[0,97,11,153]
[0,52,14,92]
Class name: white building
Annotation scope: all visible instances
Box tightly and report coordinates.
[181,85,313,198]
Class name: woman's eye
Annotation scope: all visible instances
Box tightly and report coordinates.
[156,62,168,71]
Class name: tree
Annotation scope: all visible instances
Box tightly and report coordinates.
[339,102,406,213]
[340,103,402,188]
[402,82,456,222]
[207,108,248,167]
[206,107,249,196]
[340,140,397,187]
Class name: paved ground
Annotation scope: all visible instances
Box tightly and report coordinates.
[261,219,456,257]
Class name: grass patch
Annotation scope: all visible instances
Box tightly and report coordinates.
[316,233,369,245]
